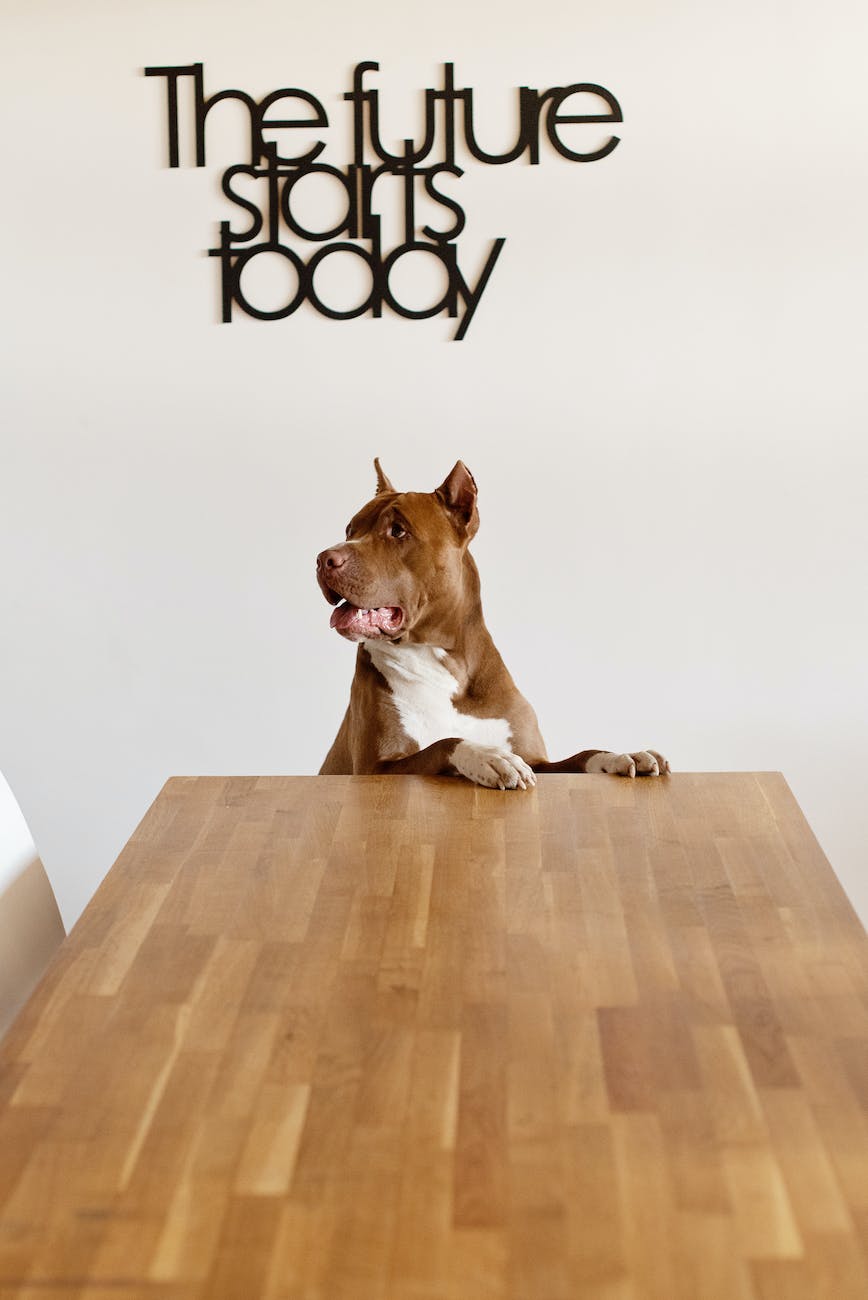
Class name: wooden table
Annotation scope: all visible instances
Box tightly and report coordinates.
[2,774,868,1299]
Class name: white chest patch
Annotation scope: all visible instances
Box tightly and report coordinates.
[365,642,512,754]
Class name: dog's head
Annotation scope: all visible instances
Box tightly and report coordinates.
[316,459,480,643]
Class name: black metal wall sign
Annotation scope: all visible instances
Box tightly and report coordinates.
[144,62,622,340]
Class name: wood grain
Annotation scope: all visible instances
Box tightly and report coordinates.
[1,772,868,1298]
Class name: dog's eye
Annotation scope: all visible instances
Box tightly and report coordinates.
[389,522,407,540]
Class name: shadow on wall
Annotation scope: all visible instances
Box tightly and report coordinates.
[0,776,65,1040]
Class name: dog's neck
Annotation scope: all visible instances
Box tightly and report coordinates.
[362,552,506,697]
[408,552,491,659]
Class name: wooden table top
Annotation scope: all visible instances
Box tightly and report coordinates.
[2,773,868,1299]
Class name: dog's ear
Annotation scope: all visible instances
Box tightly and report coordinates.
[374,457,395,495]
[435,461,479,540]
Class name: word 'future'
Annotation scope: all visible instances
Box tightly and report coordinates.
[144,62,622,340]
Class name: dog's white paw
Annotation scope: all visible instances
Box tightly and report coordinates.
[587,749,671,778]
[452,741,537,790]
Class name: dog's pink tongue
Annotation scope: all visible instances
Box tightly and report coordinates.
[330,603,401,636]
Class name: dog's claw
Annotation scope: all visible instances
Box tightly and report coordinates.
[452,741,536,791]
[590,750,670,778]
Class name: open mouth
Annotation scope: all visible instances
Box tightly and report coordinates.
[329,600,404,640]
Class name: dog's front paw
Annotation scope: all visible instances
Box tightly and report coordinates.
[587,749,671,778]
[452,741,537,790]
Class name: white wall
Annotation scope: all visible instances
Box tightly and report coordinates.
[2,0,867,929]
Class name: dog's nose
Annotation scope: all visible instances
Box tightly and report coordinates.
[317,547,347,574]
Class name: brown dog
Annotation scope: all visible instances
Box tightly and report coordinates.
[317,460,669,789]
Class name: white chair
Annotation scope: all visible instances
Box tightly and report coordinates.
[0,773,65,1040]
